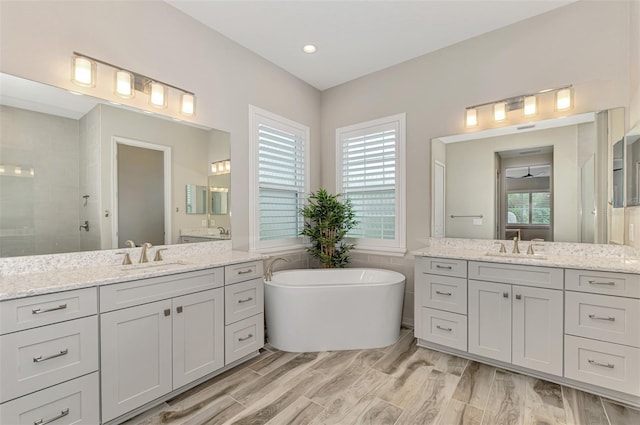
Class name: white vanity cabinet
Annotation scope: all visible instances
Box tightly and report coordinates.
[468,261,564,376]
[224,261,265,364]
[564,269,640,398]
[414,257,468,351]
[0,288,100,424]
[99,268,225,423]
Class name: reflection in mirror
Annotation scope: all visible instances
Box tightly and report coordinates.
[432,109,624,244]
[626,123,640,206]
[208,172,230,218]
[612,139,624,208]
[186,184,207,214]
[0,73,231,257]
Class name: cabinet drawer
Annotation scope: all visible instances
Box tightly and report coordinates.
[225,313,264,364]
[416,257,467,278]
[564,335,640,396]
[418,274,467,314]
[418,307,467,351]
[0,316,98,403]
[565,269,640,298]
[0,288,97,335]
[100,268,223,312]
[565,292,640,347]
[469,261,563,290]
[0,372,99,425]
[225,261,264,285]
[225,277,264,325]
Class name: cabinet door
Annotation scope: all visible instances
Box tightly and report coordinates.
[100,300,172,423]
[172,288,224,388]
[512,285,563,376]
[468,280,511,363]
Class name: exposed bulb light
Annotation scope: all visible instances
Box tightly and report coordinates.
[149,82,167,108]
[71,55,96,87]
[224,160,231,172]
[114,70,134,98]
[523,95,537,116]
[180,93,196,116]
[465,108,478,127]
[555,87,573,111]
[493,102,507,122]
[303,44,317,54]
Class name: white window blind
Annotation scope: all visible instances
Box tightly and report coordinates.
[249,106,309,252]
[337,113,406,253]
[258,124,305,241]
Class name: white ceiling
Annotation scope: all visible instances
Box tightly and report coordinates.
[167,0,575,91]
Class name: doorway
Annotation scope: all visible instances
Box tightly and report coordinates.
[112,137,171,248]
[497,147,553,242]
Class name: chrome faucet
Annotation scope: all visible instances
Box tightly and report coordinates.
[125,240,136,248]
[217,226,230,237]
[139,242,152,263]
[265,257,289,281]
[512,236,520,254]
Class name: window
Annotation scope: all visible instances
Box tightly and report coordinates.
[507,191,551,225]
[249,106,309,251]
[336,113,406,254]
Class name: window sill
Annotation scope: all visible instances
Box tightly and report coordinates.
[351,247,407,257]
[250,245,308,256]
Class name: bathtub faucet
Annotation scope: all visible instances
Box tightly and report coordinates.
[265,257,289,281]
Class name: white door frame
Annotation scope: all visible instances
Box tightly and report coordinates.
[111,136,172,248]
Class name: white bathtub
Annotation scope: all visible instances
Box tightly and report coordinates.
[265,268,406,352]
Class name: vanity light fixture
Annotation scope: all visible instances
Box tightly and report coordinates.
[210,159,231,175]
[493,102,507,122]
[114,70,134,99]
[464,84,572,127]
[71,54,96,87]
[69,52,196,116]
[465,108,478,127]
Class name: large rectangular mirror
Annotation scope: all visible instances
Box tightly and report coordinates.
[0,73,231,257]
[431,108,625,244]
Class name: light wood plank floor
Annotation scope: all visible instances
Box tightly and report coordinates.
[126,330,639,425]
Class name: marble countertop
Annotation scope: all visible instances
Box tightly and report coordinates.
[0,250,266,301]
[412,243,640,274]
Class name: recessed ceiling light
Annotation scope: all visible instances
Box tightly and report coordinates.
[303,44,317,54]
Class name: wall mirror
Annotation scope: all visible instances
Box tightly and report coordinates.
[208,172,230,215]
[431,107,625,244]
[626,122,640,206]
[186,184,207,214]
[0,73,231,257]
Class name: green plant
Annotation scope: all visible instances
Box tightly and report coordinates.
[300,189,358,268]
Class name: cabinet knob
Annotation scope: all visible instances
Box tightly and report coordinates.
[177,306,183,314]
[503,292,509,298]
[164,309,171,317]
[515,294,521,300]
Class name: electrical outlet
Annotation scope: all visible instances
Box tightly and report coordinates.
[630,224,635,242]
[210,218,215,226]
[201,219,207,227]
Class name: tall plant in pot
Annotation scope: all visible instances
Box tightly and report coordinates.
[300,189,358,268]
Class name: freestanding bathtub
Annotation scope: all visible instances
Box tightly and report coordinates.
[265,268,406,352]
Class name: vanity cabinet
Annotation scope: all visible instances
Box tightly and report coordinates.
[0,288,100,424]
[224,261,265,364]
[99,268,225,423]
[564,269,640,397]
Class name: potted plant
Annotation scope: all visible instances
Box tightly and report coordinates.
[300,189,358,268]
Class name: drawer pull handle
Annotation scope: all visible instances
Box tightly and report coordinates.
[34,408,69,425]
[32,304,67,314]
[435,291,452,296]
[588,359,614,369]
[238,333,254,342]
[237,269,254,275]
[436,325,452,332]
[238,297,254,303]
[588,314,615,321]
[588,280,615,286]
[33,349,68,363]
[435,265,452,270]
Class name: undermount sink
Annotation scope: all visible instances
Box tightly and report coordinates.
[484,252,547,260]
[120,260,190,272]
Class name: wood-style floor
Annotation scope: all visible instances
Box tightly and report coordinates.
[126,330,639,425]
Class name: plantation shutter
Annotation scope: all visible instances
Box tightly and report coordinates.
[258,123,305,241]
[340,123,397,240]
